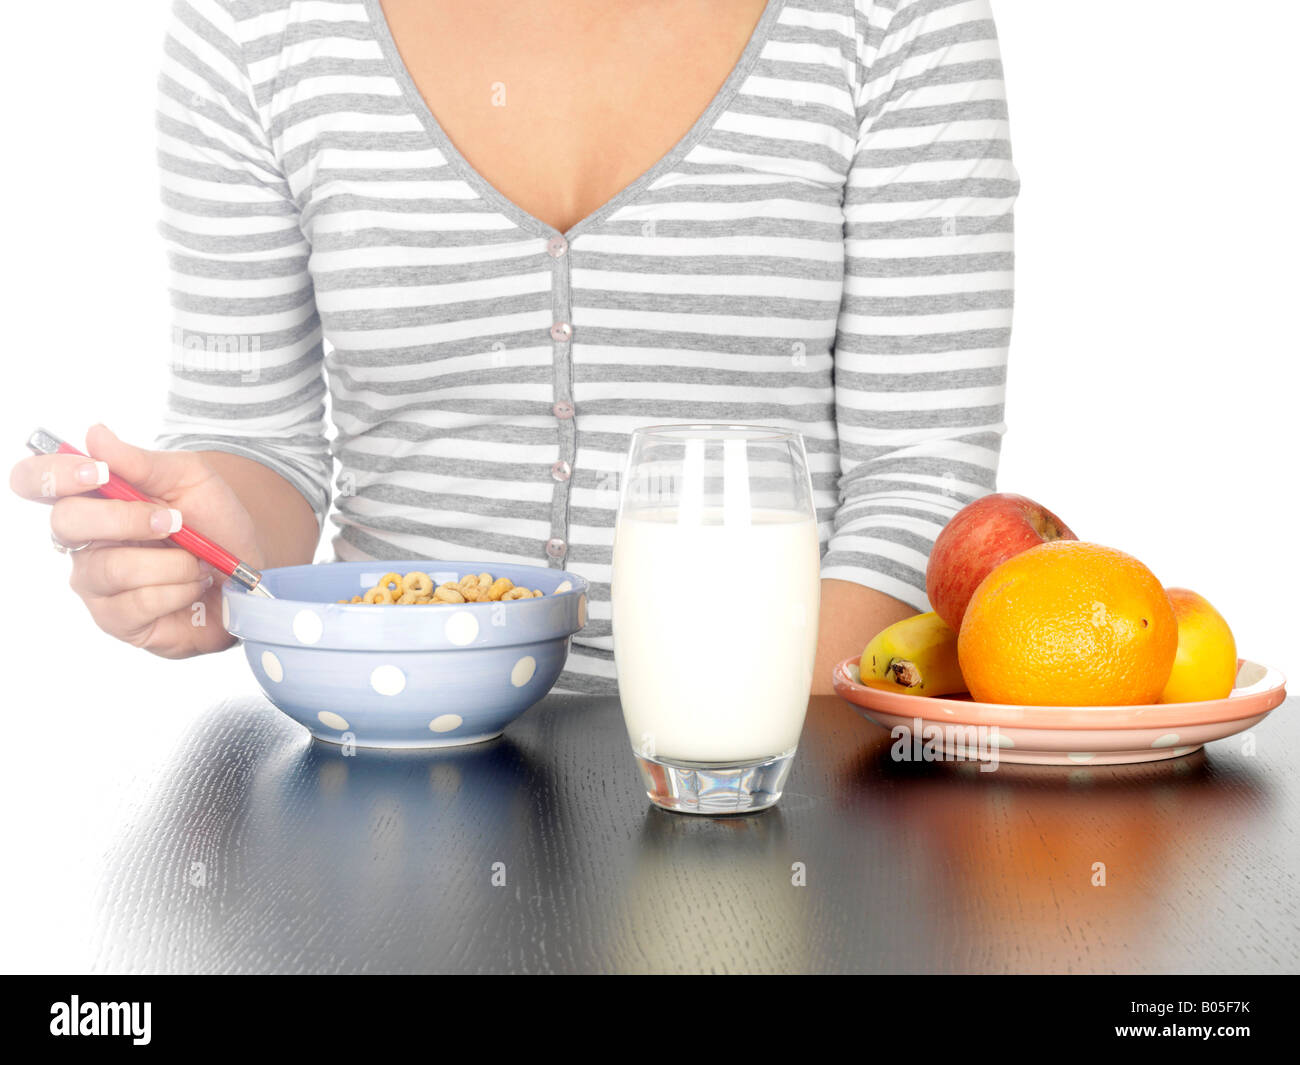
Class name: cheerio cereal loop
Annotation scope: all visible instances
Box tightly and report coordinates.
[401,571,433,596]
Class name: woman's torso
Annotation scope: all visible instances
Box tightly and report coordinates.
[264,0,863,690]
[379,0,770,234]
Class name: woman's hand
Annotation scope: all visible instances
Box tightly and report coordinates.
[9,425,265,658]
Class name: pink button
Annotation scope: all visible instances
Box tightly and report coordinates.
[551,401,574,420]
[546,236,568,258]
[551,461,571,482]
[545,538,567,560]
[550,322,573,342]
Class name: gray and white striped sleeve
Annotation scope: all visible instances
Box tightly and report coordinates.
[154,0,331,526]
[822,0,1019,610]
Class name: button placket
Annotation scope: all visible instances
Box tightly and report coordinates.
[546,232,577,569]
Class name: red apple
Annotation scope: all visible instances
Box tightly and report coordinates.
[926,493,1077,631]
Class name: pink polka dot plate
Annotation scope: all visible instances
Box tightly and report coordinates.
[832,657,1287,765]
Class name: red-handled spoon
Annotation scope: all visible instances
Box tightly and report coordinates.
[26,427,273,598]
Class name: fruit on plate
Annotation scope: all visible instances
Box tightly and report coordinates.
[859,612,967,696]
[926,493,1077,631]
[957,540,1178,706]
[1159,588,1238,703]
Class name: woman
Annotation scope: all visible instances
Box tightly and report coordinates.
[10,0,1017,695]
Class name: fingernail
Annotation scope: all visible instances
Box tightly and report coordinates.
[75,461,110,486]
[200,575,214,592]
[150,508,183,535]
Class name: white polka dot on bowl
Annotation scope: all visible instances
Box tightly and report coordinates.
[445,611,479,646]
[261,650,283,683]
[370,664,406,696]
[429,714,462,733]
[293,609,323,644]
[317,711,349,731]
[1151,733,1180,748]
[511,656,536,687]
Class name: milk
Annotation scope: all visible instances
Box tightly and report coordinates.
[612,508,821,764]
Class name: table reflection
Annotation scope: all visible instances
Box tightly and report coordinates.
[90,693,1290,973]
[814,699,1276,971]
[95,699,550,972]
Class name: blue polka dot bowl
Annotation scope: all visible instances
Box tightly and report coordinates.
[221,560,589,748]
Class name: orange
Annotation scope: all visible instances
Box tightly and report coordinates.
[1159,588,1237,703]
[957,541,1177,706]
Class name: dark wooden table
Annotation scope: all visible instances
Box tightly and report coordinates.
[93,693,1299,974]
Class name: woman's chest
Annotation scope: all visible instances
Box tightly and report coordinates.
[375,0,771,234]
[280,0,860,359]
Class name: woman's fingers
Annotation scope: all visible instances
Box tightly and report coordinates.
[69,545,207,598]
[8,453,111,502]
[85,579,215,646]
[8,426,208,505]
[10,427,242,659]
[50,496,182,546]
[84,424,204,498]
[65,540,219,653]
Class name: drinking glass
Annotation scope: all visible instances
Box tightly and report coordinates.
[611,424,821,814]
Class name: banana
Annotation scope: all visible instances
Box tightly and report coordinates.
[859,612,967,696]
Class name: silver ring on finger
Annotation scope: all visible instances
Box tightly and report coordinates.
[51,532,93,554]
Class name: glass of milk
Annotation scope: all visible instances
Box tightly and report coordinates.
[612,424,821,814]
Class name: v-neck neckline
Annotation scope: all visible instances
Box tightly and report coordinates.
[361,0,786,241]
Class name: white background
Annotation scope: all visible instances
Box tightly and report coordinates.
[0,1,1295,972]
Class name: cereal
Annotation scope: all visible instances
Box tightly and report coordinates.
[456,575,486,602]
[348,570,561,606]
[401,571,433,596]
